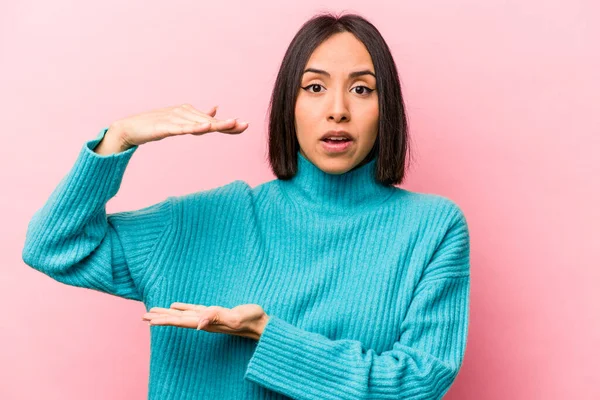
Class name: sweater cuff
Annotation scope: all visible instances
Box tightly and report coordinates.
[85,126,138,162]
[244,315,339,399]
[58,127,139,210]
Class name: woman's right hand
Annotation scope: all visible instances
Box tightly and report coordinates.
[96,104,248,154]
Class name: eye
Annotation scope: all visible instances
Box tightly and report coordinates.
[302,84,325,93]
[351,85,374,96]
[301,84,375,95]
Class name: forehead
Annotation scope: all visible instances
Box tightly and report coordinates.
[306,32,374,71]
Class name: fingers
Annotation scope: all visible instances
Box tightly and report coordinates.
[144,313,199,329]
[147,306,200,316]
[154,120,212,138]
[176,104,219,126]
[180,103,217,118]
[200,118,239,133]
[170,302,206,311]
[175,104,248,135]
[172,114,241,135]
[219,119,249,134]
[201,105,218,118]
[142,307,199,329]
[193,306,224,330]
[143,305,239,332]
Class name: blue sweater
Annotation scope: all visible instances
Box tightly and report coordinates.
[22,127,471,400]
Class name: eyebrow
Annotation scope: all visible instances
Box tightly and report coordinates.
[303,68,376,79]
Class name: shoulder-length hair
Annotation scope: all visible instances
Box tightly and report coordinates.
[267,12,411,186]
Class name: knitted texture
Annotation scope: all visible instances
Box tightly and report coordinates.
[23,127,471,400]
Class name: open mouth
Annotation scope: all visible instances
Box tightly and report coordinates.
[321,138,354,153]
[322,138,352,143]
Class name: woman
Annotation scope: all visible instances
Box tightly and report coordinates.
[22,12,470,400]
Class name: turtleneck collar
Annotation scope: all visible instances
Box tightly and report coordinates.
[277,151,396,215]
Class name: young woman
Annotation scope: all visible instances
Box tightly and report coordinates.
[23,12,470,400]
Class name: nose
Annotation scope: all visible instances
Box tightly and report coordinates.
[327,88,350,123]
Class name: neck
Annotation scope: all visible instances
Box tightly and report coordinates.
[277,151,395,215]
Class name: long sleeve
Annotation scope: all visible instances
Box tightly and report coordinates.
[244,207,471,400]
[21,127,173,302]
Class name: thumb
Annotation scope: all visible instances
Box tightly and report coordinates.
[206,105,218,118]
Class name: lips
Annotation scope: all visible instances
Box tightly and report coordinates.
[320,130,354,141]
[321,138,354,153]
[322,137,352,143]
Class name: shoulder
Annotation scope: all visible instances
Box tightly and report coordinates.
[169,179,252,206]
[386,188,469,246]
[167,179,281,215]
[394,190,471,281]
[390,187,466,221]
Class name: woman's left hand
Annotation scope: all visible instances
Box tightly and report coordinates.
[142,303,269,340]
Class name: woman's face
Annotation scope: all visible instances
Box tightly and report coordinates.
[295,31,379,175]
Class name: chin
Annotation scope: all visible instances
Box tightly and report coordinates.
[316,157,355,175]
[323,167,349,175]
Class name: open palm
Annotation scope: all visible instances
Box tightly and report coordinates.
[142,302,267,340]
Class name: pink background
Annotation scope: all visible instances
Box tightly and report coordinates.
[1,1,598,399]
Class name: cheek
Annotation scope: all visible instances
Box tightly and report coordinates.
[371,112,379,130]
[368,101,379,129]
[295,100,311,123]
[294,102,310,141]
[357,105,379,133]
[294,103,318,135]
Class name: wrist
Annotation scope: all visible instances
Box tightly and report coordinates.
[95,124,133,155]
[253,314,270,340]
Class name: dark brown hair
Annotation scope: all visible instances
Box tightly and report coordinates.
[267,11,411,185]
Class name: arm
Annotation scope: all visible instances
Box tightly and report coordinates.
[22,127,173,302]
[245,207,471,400]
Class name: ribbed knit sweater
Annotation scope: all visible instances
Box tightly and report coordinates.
[22,127,471,400]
